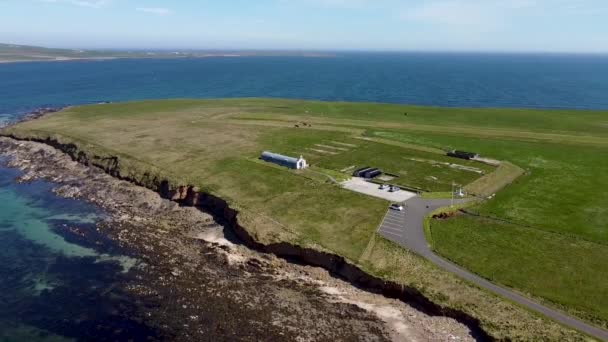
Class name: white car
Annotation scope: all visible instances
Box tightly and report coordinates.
[389,204,404,211]
[379,184,389,190]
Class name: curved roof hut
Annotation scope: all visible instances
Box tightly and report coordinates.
[260,151,308,170]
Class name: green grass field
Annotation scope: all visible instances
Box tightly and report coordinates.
[257,129,493,192]
[431,216,608,327]
[368,129,608,326]
[374,130,608,243]
[3,98,607,340]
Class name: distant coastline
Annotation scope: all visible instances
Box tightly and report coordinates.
[0,54,335,64]
[0,57,119,64]
[0,42,336,64]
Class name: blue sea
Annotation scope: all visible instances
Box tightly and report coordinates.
[0,53,607,341]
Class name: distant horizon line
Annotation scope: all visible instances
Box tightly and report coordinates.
[3,42,608,56]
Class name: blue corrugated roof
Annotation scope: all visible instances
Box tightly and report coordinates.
[261,151,299,164]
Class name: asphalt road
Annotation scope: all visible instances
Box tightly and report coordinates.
[377,197,608,341]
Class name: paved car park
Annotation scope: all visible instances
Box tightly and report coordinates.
[379,197,468,256]
[341,177,417,202]
[377,206,408,241]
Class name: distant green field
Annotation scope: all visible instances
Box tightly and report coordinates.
[3,98,607,339]
[227,98,608,141]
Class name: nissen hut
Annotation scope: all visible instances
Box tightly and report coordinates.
[260,151,308,170]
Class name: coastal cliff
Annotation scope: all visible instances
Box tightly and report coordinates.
[0,112,592,341]
[1,136,485,341]
[0,134,502,341]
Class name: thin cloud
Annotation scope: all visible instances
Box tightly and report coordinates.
[402,1,501,28]
[278,0,375,9]
[136,7,172,15]
[39,0,112,9]
[402,0,607,27]
[72,0,110,8]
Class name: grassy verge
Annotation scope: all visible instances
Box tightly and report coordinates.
[420,192,454,199]
[431,216,608,329]
[423,202,478,250]
[464,161,525,197]
[357,237,586,341]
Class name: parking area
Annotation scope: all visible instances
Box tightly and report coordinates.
[377,207,407,241]
[341,177,417,202]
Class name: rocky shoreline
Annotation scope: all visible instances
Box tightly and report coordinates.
[1,105,113,129]
[0,137,475,341]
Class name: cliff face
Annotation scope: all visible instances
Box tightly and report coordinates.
[7,134,494,341]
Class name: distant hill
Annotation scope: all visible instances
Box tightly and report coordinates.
[0,43,334,63]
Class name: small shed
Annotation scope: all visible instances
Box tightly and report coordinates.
[353,167,372,177]
[447,150,479,160]
[363,168,382,179]
[353,166,382,179]
[260,151,308,170]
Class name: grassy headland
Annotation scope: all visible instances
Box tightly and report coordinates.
[0,43,335,63]
[3,98,607,340]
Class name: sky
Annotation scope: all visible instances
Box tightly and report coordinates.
[0,0,607,53]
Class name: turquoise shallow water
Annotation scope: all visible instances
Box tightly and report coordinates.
[0,164,153,341]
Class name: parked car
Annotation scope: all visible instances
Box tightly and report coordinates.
[379,184,389,190]
[389,186,401,192]
[389,204,404,211]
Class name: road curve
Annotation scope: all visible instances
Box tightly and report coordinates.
[377,197,608,341]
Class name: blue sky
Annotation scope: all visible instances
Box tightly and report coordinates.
[1,0,607,52]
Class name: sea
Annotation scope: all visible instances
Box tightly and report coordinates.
[0,53,607,341]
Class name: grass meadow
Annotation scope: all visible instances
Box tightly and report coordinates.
[371,129,608,325]
[4,98,607,339]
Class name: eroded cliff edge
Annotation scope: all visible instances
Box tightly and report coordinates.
[1,133,500,339]
[0,131,592,341]
[1,136,484,341]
